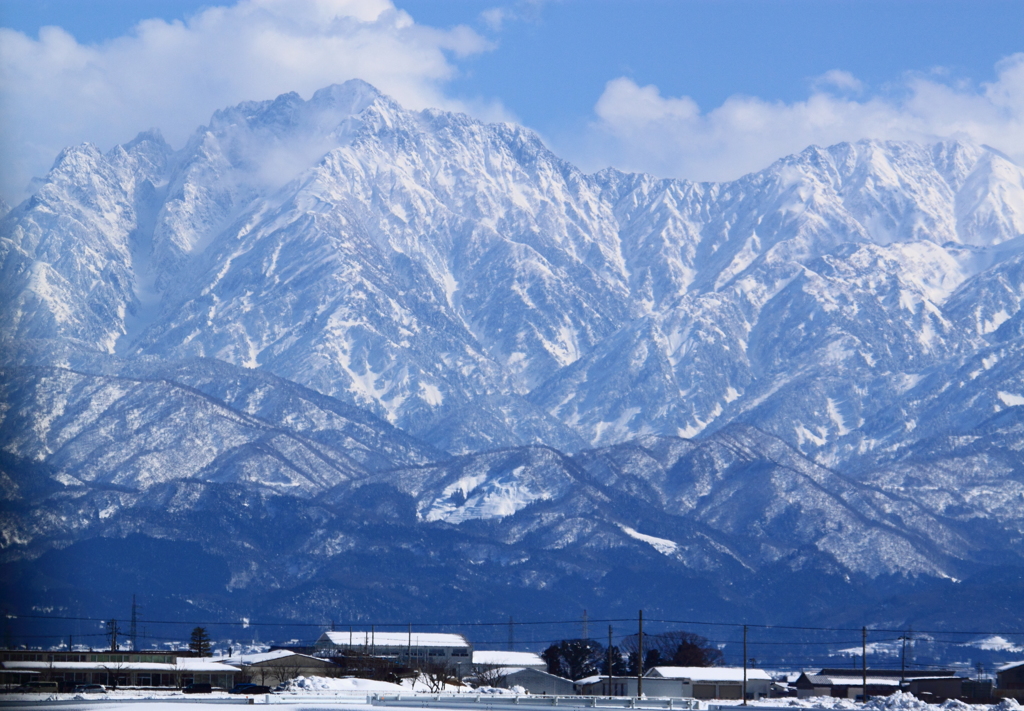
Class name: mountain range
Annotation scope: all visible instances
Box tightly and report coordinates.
[2,80,1023,645]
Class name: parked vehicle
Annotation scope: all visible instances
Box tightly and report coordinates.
[228,683,271,694]
[183,682,213,694]
[18,681,60,693]
[72,684,107,694]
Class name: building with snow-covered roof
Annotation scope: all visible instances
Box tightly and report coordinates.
[795,669,957,700]
[0,651,239,690]
[576,666,772,699]
[500,668,575,695]
[314,630,472,676]
[649,666,771,700]
[472,651,545,671]
[216,649,340,687]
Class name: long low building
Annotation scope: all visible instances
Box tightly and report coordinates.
[0,654,239,689]
[576,666,772,699]
[794,669,958,700]
[314,630,473,675]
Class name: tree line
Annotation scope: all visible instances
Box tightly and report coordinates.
[542,631,722,681]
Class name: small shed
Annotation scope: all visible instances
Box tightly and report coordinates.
[501,668,575,695]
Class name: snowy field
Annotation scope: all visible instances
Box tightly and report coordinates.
[1,686,1020,711]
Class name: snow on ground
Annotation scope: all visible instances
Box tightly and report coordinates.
[5,689,1021,711]
[746,693,1022,711]
[277,675,404,693]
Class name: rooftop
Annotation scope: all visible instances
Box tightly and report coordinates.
[1,659,240,672]
[647,666,772,682]
[318,630,470,649]
[473,651,545,667]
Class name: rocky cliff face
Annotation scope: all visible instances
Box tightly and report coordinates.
[2,81,1023,631]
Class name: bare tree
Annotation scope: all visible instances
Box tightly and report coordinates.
[422,660,460,693]
[474,665,508,689]
[254,664,271,687]
[101,659,130,690]
[265,660,300,689]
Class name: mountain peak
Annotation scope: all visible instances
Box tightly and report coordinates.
[310,79,386,112]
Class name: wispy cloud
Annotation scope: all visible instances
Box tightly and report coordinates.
[574,54,1024,183]
[0,0,499,202]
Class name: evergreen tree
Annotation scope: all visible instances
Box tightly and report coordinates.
[541,639,605,680]
[189,627,212,657]
[600,645,629,675]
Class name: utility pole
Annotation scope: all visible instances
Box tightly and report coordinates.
[408,623,412,662]
[129,595,138,652]
[108,619,119,652]
[582,610,589,641]
[862,626,868,703]
[608,625,614,696]
[900,631,907,688]
[371,625,375,657]
[743,625,748,706]
[637,610,643,698]
[68,635,73,652]
[508,617,514,651]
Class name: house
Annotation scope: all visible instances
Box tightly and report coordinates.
[218,649,340,687]
[576,666,772,699]
[499,668,576,695]
[794,669,956,700]
[997,661,1024,700]
[472,650,546,672]
[314,630,473,676]
[0,650,238,690]
[905,676,963,701]
[647,666,772,700]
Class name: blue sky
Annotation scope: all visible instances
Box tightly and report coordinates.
[2,0,1024,201]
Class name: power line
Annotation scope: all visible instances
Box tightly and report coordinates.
[9,612,1024,640]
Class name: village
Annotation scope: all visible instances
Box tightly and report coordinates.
[2,626,1023,705]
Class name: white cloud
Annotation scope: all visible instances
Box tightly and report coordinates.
[480,8,508,32]
[812,69,864,95]
[577,54,1024,183]
[0,0,498,202]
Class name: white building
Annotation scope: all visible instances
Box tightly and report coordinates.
[576,666,772,699]
[314,630,472,675]
[647,666,773,700]
[502,668,576,695]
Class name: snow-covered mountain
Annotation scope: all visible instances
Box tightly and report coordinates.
[2,80,1023,630]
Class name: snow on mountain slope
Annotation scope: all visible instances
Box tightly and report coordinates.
[6,83,1024,461]
[0,352,438,501]
[0,133,172,351]
[3,82,1024,616]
